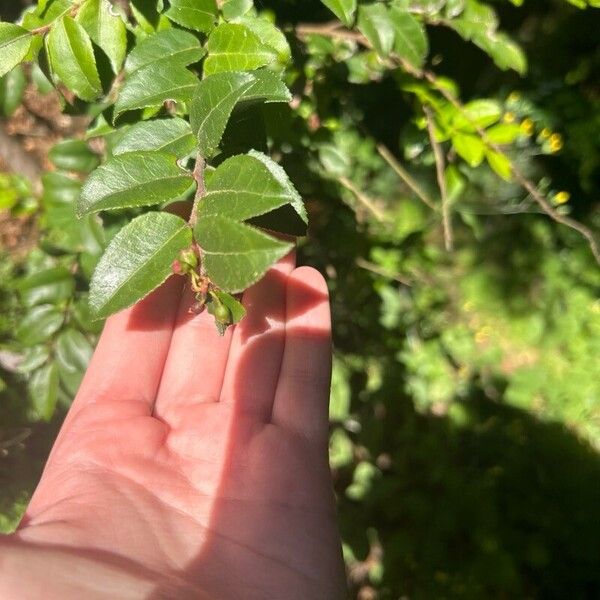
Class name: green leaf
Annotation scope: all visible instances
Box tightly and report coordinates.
[486,149,512,181]
[165,0,218,33]
[452,99,502,131]
[76,0,127,73]
[15,266,75,308]
[49,139,100,173]
[213,290,246,323]
[112,118,196,157]
[190,70,290,157]
[222,0,254,20]
[190,71,255,157]
[114,63,199,118]
[358,4,395,57]
[237,16,291,63]
[320,0,357,27]
[195,215,292,293]
[90,212,192,318]
[204,23,278,76]
[55,329,94,397]
[46,16,102,101]
[390,7,428,69]
[125,29,204,74]
[0,23,34,78]
[29,363,59,421]
[452,132,486,167]
[17,346,50,374]
[201,150,307,235]
[16,304,64,346]
[0,65,27,117]
[479,33,527,76]
[78,151,194,216]
[486,123,522,144]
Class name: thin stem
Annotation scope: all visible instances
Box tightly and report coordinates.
[189,154,206,228]
[338,175,386,221]
[355,258,412,286]
[295,22,600,266]
[424,106,453,251]
[376,144,438,211]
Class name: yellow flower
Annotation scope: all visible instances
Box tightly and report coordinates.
[507,91,521,103]
[540,128,552,139]
[550,133,563,152]
[520,118,534,136]
[503,112,516,123]
[553,191,570,205]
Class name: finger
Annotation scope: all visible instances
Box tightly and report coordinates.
[153,282,234,421]
[219,252,295,422]
[70,276,183,417]
[271,267,332,445]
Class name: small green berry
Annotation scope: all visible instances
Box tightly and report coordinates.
[214,303,232,325]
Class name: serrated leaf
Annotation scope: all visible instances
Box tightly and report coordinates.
[452,99,502,131]
[0,23,34,78]
[29,363,59,421]
[55,328,93,397]
[190,71,255,157]
[49,139,99,173]
[195,215,292,293]
[76,0,127,73]
[237,16,291,63]
[201,150,307,235]
[165,0,218,33]
[46,16,102,101]
[452,132,485,167]
[390,7,428,69]
[190,70,290,157]
[358,4,395,57]
[124,28,204,74]
[112,118,195,157]
[90,212,192,318]
[204,23,278,76]
[114,62,199,118]
[78,151,194,216]
[320,0,357,27]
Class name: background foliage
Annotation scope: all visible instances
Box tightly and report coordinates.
[1,0,600,598]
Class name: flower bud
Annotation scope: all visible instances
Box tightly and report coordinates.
[179,248,198,270]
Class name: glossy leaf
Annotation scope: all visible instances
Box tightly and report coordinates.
[55,328,94,397]
[90,212,192,318]
[452,132,486,167]
[0,65,27,116]
[358,4,395,57]
[49,139,99,173]
[15,267,75,308]
[204,23,278,76]
[190,71,255,157]
[165,0,218,33]
[124,29,204,74]
[29,363,59,421]
[112,118,196,157]
[390,7,428,69]
[195,215,292,293]
[16,304,64,346]
[486,150,512,181]
[201,150,307,235]
[46,16,102,101]
[76,0,127,73]
[114,62,199,118]
[78,151,194,216]
[0,23,34,78]
[221,0,254,20]
[320,0,357,27]
[452,99,502,131]
[237,16,291,63]
[190,70,290,157]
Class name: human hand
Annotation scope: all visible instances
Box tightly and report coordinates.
[0,254,346,599]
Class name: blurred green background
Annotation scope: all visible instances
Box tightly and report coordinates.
[1,0,599,598]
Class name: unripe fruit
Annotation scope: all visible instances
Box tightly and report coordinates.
[214,303,232,325]
[179,248,198,270]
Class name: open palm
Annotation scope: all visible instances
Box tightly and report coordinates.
[2,256,345,599]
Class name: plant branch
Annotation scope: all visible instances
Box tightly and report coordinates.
[295,22,600,265]
[424,106,453,251]
[356,257,412,286]
[189,154,206,229]
[376,144,437,211]
[338,175,386,221]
